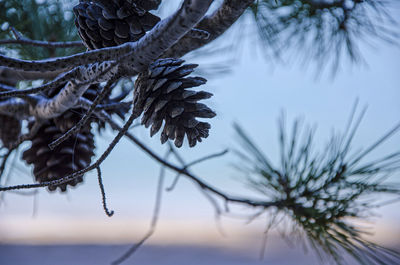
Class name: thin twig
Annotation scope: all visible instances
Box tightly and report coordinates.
[32,191,38,218]
[166,147,228,191]
[166,143,226,235]
[0,148,19,203]
[112,150,171,265]
[0,40,133,73]
[96,166,114,217]
[259,212,279,259]
[0,66,63,82]
[49,75,121,150]
[187,149,229,168]
[1,27,83,48]
[0,66,83,99]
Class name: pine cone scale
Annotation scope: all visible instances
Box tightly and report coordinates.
[169,107,185,118]
[84,19,97,31]
[98,18,114,31]
[127,18,142,34]
[165,81,182,93]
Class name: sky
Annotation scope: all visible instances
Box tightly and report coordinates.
[0,0,400,264]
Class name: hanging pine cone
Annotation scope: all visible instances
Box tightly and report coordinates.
[134,58,216,148]
[0,114,21,149]
[73,0,161,50]
[22,121,95,192]
[21,81,128,192]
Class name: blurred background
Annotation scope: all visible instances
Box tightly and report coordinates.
[0,1,399,264]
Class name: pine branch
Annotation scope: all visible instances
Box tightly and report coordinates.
[249,0,399,72]
[0,38,83,48]
[0,43,132,73]
[0,0,82,59]
[164,0,255,58]
[233,107,400,264]
[0,0,214,74]
[0,27,83,48]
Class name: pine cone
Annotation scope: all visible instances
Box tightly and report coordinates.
[22,121,95,192]
[73,0,161,50]
[0,114,21,149]
[134,58,216,148]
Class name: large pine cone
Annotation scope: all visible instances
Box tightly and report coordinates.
[134,58,216,148]
[73,0,161,50]
[21,78,127,193]
[0,114,21,149]
[22,121,95,192]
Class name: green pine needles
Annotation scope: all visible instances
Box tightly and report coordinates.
[0,0,83,59]
[249,0,399,72]
[234,105,400,264]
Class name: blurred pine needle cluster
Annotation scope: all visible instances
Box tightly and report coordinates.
[235,104,400,264]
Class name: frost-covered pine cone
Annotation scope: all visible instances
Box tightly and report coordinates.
[73,0,161,49]
[0,114,21,149]
[134,58,216,148]
[22,121,95,192]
